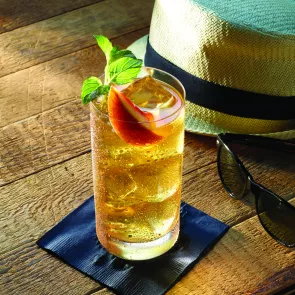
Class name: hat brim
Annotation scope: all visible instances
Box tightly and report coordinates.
[128,36,295,140]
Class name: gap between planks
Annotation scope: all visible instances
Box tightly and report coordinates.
[0,27,150,128]
[0,0,106,34]
[0,0,154,77]
[0,149,91,187]
[1,25,148,80]
[0,149,216,188]
[1,203,294,295]
[1,152,294,293]
[0,101,217,186]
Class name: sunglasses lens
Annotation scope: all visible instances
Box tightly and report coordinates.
[257,190,295,246]
[218,144,248,198]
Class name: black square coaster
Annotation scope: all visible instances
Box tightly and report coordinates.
[37,196,229,295]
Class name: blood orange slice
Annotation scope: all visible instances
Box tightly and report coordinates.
[108,87,163,146]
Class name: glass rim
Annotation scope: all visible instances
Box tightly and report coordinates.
[90,66,186,124]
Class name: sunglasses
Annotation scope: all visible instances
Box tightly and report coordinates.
[216,133,295,247]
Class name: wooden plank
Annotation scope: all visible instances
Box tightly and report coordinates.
[0,154,231,254]
[0,101,90,186]
[0,103,216,186]
[0,150,220,255]
[1,159,294,295]
[167,207,295,295]
[0,0,103,34]
[0,27,149,128]
[92,217,295,295]
[0,0,154,77]
[0,240,100,295]
[1,144,293,295]
[1,149,294,254]
[0,153,93,253]
[2,100,294,197]
[249,266,295,294]
[182,164,256,225]
[183,132,216,174]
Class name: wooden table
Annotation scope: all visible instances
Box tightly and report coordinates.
[1,1,294,294]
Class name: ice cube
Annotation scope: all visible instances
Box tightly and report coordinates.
[122,76,175,109]
[105,168,137,201]
[134,198,179,236]
[130,156,182,203]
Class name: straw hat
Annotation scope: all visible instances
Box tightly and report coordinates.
[128,0,295,139]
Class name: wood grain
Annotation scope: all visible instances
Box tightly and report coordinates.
[0,239,100,295]
[1,149,294,294]
[0,0,154,77]
[1,157,294,295]
[0,27,149,128]
[0,103,216,186]
[167,207,295,295]
[0,0,103,33]
[0,148,221,254]
[1,148,294,253]
[0,101,89,186]
[2,0,292,294]
[249,265,295,294]
[2,100,294,199]
[0,153,93,253]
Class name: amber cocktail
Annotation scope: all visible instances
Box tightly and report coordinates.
[90,67,185,260]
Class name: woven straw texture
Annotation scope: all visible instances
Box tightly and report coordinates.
[185,101,295,139]
[128,0,295,139]
[128,36,295,139]
[149,0,295,96]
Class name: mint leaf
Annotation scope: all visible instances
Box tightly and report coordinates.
[104,47,137,84]
[109,49,136,64]
[109,57,142,84]
[110,46,119,56]
[81,35,143,105]
[82,85,110,105]
[94,35,113,60]
[111,67,142,84]
[81,77,102,99]
[81,77,110,104]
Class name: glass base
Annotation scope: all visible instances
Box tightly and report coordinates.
[101,222,179,260]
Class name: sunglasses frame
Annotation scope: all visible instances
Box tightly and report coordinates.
[216,133,295,247]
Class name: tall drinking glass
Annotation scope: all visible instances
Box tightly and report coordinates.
[90,67,185,260]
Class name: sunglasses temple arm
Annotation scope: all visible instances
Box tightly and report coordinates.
[248,179,268,205]
[221,133,295,152]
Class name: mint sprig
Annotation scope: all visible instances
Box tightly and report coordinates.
[81,35,142,105]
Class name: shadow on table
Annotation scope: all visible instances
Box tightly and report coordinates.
[228,140,295,203]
